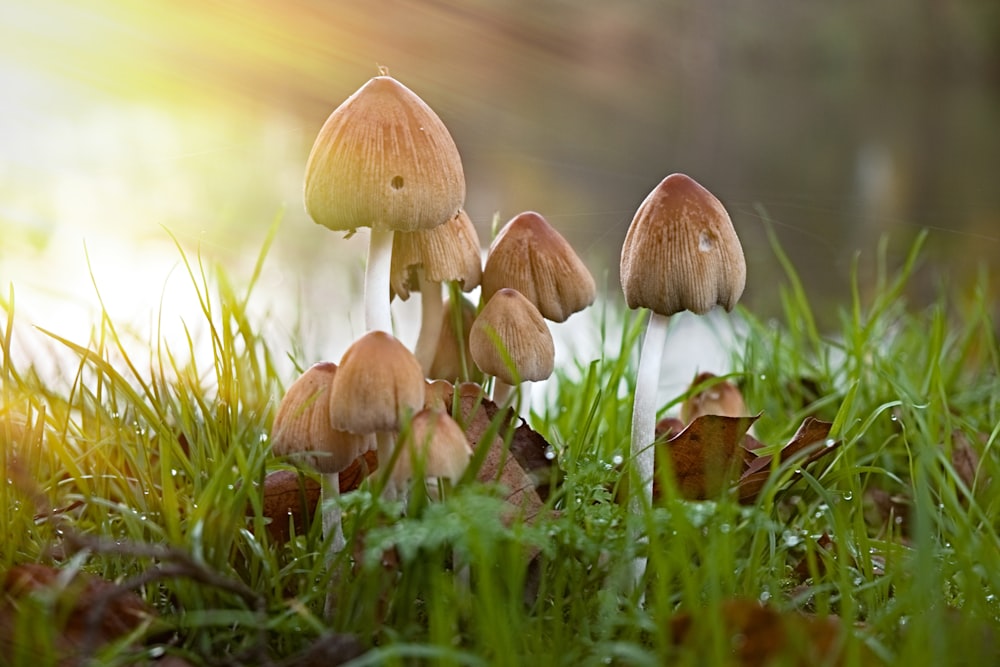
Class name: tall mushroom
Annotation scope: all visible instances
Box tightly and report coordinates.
[304,71,466,333]
[270,362,375,553]
[469,287,555,410]
[481,211,596,323]
[391,208,482,372]
[327,330,426,498]
[620,173,745,582]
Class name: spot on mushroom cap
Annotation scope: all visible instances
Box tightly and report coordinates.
[270,362,376,474]
[328,331,426,434]
[390,209,483,300]
[481,211,596,323]
[620,173,746,316]
[304,75,466,234]
[469,288,555,385]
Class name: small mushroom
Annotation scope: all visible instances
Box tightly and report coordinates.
[391,408,472,501]
[328,330,426,497]
[270,362,376,553]
[304,70,466,333]
[469,287,555,410]
[619,173,745,584]
[481,211,596,323]
[391,208,482,372]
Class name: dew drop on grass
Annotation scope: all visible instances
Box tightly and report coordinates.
[544,446,556,461]
[149,647,165,659]
[719,523,731,534]
[611,454,624,466]
[842,491,854,502]
[784,533,801,548]
[759,589,771,603]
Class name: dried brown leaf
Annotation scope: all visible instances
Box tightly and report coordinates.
[0,564,156,665]
[737,418,838,504]
[655,414,758,500]
[669,599,850,667]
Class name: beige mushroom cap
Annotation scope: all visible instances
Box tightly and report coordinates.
[469,288,555,385]
[481,211,596,323]
[304,75,466,234]
[328,331,426,434]
[390,209,483,300]
[620,173,746,316]
[391,408,472,485]
[270,362,376,474]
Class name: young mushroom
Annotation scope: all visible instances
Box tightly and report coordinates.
[270,362,376,554]
[327,330,426,498]
[620,173,746,582]
[304,70,466,333]
[391,407,473,504]
[481,211,596,323]
[391,208,482,372]
[469,287,555,411]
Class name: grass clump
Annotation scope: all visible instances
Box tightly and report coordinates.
[1,227,998,666]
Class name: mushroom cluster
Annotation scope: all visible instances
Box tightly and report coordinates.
[271,70,747,605]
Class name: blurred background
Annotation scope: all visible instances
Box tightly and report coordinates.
[2,0,998,371]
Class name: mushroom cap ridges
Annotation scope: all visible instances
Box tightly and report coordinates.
[469,288,555,384]
[390,208,483,300]
[270,362,375,474]
[304,75,466,234]
[481,211,596,323]
[328,331,426,434]
[620,173,746,316]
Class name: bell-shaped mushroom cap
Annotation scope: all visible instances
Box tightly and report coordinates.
[304,74,466,234]
[390,408,472,485]
[680,372,749,424]
[481,211,596,323]
[390,209,483,300]
[469,288,555,385]
[328,331,426,434]
[270,362,376,474]
[620,173,746,316]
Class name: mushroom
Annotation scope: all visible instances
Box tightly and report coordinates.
[469,287,555,410]
[481,211,596,323]
[620,173,745,581]
[391,208,482,372]
[304,70,466,333]
[270,362,376,553]
[391,407,472,504]
[327,330,426,498]
[680,372,749,424]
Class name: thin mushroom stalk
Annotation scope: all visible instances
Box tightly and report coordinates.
[412,269,444,371]
[628,310,669,584]
[365,228,395,333]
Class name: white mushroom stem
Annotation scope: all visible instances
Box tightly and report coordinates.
[492,379,530,417]
[365,228,394,333]
[321,473,344,618]
[630,310,669,587]
[413,270,444,373]
[376,430,403,500]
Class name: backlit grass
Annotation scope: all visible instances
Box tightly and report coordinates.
[1,226,998,665]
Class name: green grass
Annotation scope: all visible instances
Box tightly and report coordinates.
[1,226,998,666]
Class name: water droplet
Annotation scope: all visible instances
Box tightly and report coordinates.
[171,469,179,477]
[759,590,771,603]
[759,374,767,381]
[784,533,801,548]
[842,491,854,501]
[611,454,624,466]
[719,523,732,534]
[544,446,556,461]
[890,413,899,422]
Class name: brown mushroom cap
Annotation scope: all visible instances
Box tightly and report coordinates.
[328,331,426,434]
[427,295,482,383]
[391,408,472,485]
[469,288,555,385]
[680,372,749,424]
[481,211,596,323]
[390,208,483,300]
[304,75,466,234]
[620,173,746,316]
[270,362,376,474]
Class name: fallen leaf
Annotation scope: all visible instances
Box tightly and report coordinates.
[949,428,982,492]
[655,414,759,500]
[0,563,156,666]
[737,418,839,504]
[669,599,850,667]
